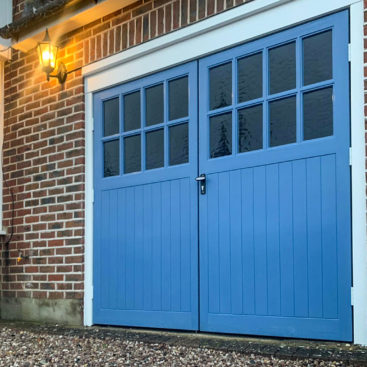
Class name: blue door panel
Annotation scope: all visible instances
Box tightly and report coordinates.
[93,62,199,330]
[199,155,348,339]
[199,11,352,341]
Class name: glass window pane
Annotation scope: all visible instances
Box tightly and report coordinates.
[104,140,119,177]
[303,87,333,141]
[169,123,188,166]
[269,96,296,147]
[209,62,232,110]
[146,84,164,126]
[124,135,141,174]
[124,91,141,132]
[303,31,332,86]
[238,104,263,153]
[238,52,263,103]
[103,98,119,136]
[210,112,232,158]
[146,129,164,170]
[169,77,188,120]
[269,42,296,95]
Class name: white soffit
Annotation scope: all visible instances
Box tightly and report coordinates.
[12,0,137,53]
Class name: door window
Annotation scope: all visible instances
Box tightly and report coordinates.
[103,98,120,177]
[206,29,334,160]
[101,74,190,177]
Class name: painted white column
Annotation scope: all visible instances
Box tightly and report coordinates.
[350,0,367,346]
[84,92,94,326]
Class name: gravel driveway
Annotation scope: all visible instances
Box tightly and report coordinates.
[0,323,364,366]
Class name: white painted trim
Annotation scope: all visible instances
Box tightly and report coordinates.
[84,92,94,327]
[83,0,367,345]
[0,60,5,234]
[0,46,11,61]
[350,1,367,346]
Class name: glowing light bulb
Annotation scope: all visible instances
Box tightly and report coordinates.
[42,50,55,68]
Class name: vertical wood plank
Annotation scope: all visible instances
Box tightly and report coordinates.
[110,190,119,310]
[306,157,323,318]
[218,171,231,314]
[279,162,295,317]
[134,185,144,310]
[171,180,181,311]
[321,155,338,319]
[117,189,126,309]
[125,186,135,310]
[253,166,268,315]
[143,184,153,310]
[208,173,220,313]
[266,164,281,316]
[100,190,110,310]
[242,168,255,315]
[152,182,162,311]
[293,160,309,317]
[161,180,172,311]
[230,169,243,315]
[180,178,191,312]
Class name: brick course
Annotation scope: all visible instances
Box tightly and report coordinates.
[1,0,253,311]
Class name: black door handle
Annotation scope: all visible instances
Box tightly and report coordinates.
[195,174,206,195]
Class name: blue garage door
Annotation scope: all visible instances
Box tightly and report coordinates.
[93,62,199,330]
[93,11,352,341]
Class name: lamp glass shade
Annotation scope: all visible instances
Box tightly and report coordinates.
[37,29,58,75]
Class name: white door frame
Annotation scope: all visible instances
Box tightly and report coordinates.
[83,0,367,345]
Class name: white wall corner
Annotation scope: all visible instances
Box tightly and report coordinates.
[350,0,367,346]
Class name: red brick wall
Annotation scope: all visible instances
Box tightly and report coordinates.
[1,0,253,311]
[13,0,24,22]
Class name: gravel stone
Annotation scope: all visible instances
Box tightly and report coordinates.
[0,323,365,366]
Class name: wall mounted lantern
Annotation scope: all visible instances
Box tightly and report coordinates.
[37,28,67,84]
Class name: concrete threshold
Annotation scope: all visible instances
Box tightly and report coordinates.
[1,320,367,364]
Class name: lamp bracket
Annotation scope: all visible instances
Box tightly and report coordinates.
[48,62,67,84]
[48,62,83,84]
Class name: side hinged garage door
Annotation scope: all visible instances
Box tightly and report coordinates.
[93,10,352,341]
[198,11,352,341]
[93,62,199,330]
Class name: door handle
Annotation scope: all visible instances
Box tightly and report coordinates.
[196,174,206,195]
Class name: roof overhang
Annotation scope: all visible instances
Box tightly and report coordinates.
[9,0,136,53]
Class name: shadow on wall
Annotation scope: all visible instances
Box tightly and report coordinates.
[0,298,83,325]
